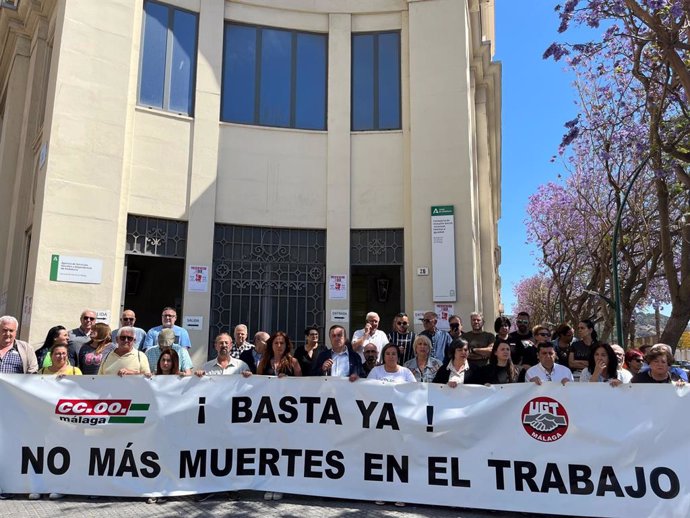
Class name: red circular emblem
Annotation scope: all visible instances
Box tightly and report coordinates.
[521,396,569,442]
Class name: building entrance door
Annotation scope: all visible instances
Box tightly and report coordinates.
[350,265,403,335]
[123,255,185,331]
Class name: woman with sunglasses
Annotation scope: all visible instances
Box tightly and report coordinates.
[624,348,645,376]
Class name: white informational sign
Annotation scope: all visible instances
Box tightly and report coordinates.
[434,303,455,331]
[183,316,203,331]
[330,309,349,322]
[95,310,110,325]
[413,311,426,326]
[329,274,347,300]
[188,265,209,293]
[430,206,456,302]
[49,255,103,284]
[1,376,689,518]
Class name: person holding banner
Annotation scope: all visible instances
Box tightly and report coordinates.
[367,343,416,384]
[196,333,251,377]
[432,339,474,387]
[98,327,150,376]
[313,325,364,380]
[632,345,685,384]
[37,344,82,377]
[0,315,37,374]
[475,340,518,385]
[579,343,631,385]
[257,332,302,378]
[526,343,573,385]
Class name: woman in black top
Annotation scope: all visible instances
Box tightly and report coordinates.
[257,331,302,377]
[476,340,518,385]
[631,347,683,384]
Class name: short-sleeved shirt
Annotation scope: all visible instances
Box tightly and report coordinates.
[111,327,147,351]
[98,349,151,375]
[144,325,191,350]
[79,343,116,375]
[463,330,496,366]
[351,329,388,360]
[146,345,194,372]
[0,344,24,373]
[525,363,574,383]
[201,358,249,376]
[367,365,417,384]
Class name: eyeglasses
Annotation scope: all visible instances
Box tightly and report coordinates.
[82,316,96,321]
[162,314,176,318]
[119,336,135,342]
[517,320,529,324]
[421,319,432,324]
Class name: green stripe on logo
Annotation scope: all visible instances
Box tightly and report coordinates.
[109,416,146,424]
[130,403,150,411]
[49,255,59,281]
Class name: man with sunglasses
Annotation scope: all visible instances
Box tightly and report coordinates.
[98,326,151,376]
[68,309,97,355]
[110,309,147,351]
[507,311,535,366]
[388,312,416,364]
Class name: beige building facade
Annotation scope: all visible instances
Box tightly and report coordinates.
[0,0,501,362]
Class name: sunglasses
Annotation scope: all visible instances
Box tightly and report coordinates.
[450,323,460,330]
[82,316,96,321]
[397,321,409,326]
[517,320,529,325]
[119,336,135,342]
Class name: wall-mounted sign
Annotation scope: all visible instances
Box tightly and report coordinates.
[431,206,456,302]
[188,265,209,292]
[49,255,103,284]
[329,274,347,300]
[184,316,203,331]
[331,309,349,322]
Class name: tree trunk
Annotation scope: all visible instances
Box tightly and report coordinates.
[660,302,690,353]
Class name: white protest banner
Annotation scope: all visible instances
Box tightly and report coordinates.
[0,375,687,518]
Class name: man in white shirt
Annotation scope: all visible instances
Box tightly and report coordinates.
[197,333,251,377]
[526,343,574,385]
[351,312,388,360]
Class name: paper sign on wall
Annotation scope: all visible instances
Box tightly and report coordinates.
[188,266,209,292]
[434,304,455,331]
[329,275,347,300]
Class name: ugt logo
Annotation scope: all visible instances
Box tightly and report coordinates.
[521,396,569,443]
[55,399,150,426]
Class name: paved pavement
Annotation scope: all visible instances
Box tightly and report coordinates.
[0,491,573,517]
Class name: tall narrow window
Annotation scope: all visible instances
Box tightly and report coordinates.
[222,23,327,130]
[352,31,401,131]
[138,1,198,116]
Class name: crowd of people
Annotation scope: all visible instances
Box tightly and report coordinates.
[0,307,684,504]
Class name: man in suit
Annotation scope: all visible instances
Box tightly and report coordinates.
[312,324,363,380]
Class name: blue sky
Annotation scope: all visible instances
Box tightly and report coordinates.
[495,1,582,314]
